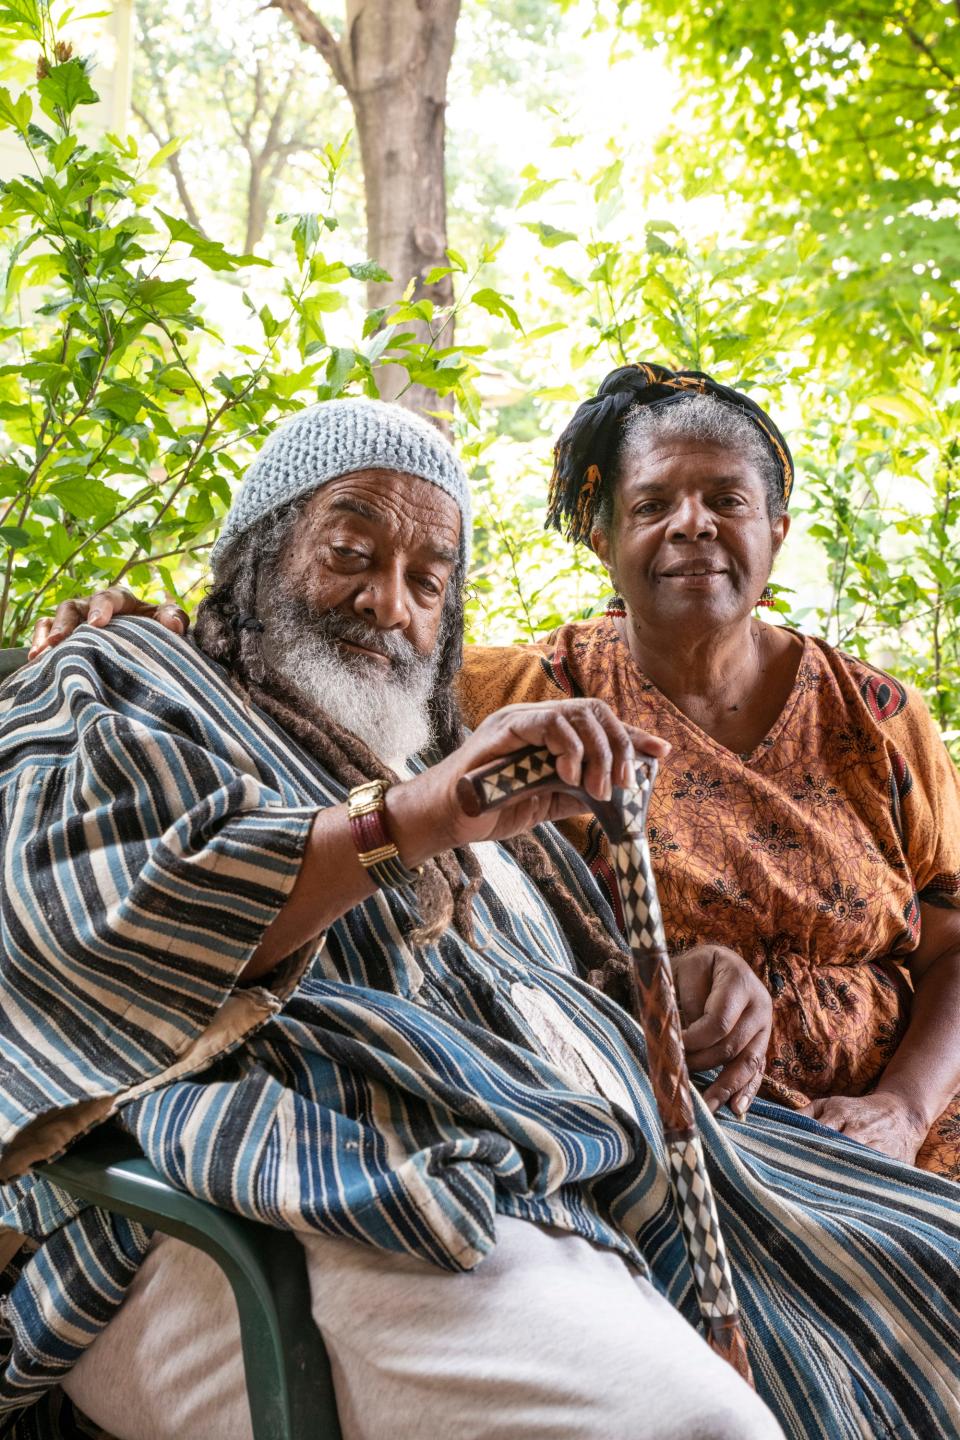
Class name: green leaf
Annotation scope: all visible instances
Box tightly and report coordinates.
[593,159,623,204]
[324,346,355,397]
[471,287,523,332]
[867,395,930,427]
[536,384,580,401]
[311,290,345,313]
[523,222,577,249]
[310,257,349,284]
[157,211,268,273]
[278,212,320,270]
[147,136,184,169]
[348,260,391,283]
[363,324,396,364]
[37,59,98,119]
[362,307,387,338]
[517,177,559,207]
[0,86,32,133]
[0,0,41,27]
[0,526,31,550]
[51,476,118,522]
[45,522,74,565]
[50,133,77,169]
[95,386,144,424]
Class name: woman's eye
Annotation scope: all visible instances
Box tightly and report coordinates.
[332,545,365,559]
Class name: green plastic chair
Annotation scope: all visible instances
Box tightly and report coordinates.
[2,646,342,1440]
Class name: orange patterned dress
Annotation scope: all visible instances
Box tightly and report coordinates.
[458,616,960,1178]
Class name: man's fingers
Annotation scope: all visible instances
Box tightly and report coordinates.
[535,711,584,789]
[569,705,614,801]
[624,723,671,761]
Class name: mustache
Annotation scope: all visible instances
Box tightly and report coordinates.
[267,596,427,676]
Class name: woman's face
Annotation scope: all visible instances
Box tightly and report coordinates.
[591,439,790,635]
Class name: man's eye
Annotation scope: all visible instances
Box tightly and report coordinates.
[716,495,746,509]
[332,546,365,559]
[416,577,442,597]
[635,502,663,517]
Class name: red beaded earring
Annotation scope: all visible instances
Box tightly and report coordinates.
[757,585,776,608]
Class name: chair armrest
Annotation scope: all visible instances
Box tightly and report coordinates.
[41,1130,341,1440]
[0,647,29,680]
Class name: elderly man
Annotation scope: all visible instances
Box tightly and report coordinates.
[3,400,960,1440]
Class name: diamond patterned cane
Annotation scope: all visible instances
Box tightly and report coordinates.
[457,746,753,1384]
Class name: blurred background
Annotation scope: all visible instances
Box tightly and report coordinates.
[0,0,957,744]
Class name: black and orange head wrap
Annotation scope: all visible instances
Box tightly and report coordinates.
[546,361,794,546]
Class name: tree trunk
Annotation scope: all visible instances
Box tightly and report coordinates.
[344,0,460,416]
[272,0,461,423]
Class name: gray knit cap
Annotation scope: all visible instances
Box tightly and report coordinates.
[211,397,472,569]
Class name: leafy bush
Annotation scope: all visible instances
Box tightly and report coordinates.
[1,1,958,761]
[0,0,498,645]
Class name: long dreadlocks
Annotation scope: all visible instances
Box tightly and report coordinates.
[194,503,631,1000]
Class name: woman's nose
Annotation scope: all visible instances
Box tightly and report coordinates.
[667,498,717,542]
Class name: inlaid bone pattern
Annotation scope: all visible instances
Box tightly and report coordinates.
[667,1136,740,1320]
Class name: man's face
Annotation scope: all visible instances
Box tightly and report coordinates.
[271,469,461,662]
[258,469,462,766]
[592,441,789,634]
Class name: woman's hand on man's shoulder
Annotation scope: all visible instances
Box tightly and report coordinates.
[28,588,189,659]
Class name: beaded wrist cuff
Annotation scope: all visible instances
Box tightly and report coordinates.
[347,780,421,892]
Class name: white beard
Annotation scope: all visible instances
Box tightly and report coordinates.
[264,612,437,769]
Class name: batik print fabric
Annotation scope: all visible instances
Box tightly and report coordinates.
[459,617,960,1178]
[0,620,959,1440]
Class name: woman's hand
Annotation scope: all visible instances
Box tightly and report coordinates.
[28,588,189,659]
[672,945,772,1117]
[387,698,670,860]
[799,1094,928,1165]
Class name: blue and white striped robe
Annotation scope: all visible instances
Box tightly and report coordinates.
[0,620,958,1439]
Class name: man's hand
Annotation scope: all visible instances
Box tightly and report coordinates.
[387,698,670,859]
[799,1094,928,1165]
[28,588,189,659]
[672,945,772,1117]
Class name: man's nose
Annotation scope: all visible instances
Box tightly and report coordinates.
[667,497,717,543]
[353,567,411,631]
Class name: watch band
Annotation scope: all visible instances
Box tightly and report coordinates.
[347,780,421,891]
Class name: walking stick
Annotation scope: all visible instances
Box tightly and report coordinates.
[457,745,753,1385]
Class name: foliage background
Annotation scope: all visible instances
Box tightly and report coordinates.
[0,0,957,748]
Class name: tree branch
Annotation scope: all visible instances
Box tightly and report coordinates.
[131,102,209,236]
[903,24,958,86]
[268,0,349,90]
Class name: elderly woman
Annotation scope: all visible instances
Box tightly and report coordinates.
[32,363,960,1177]
[459,362,960,1178]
